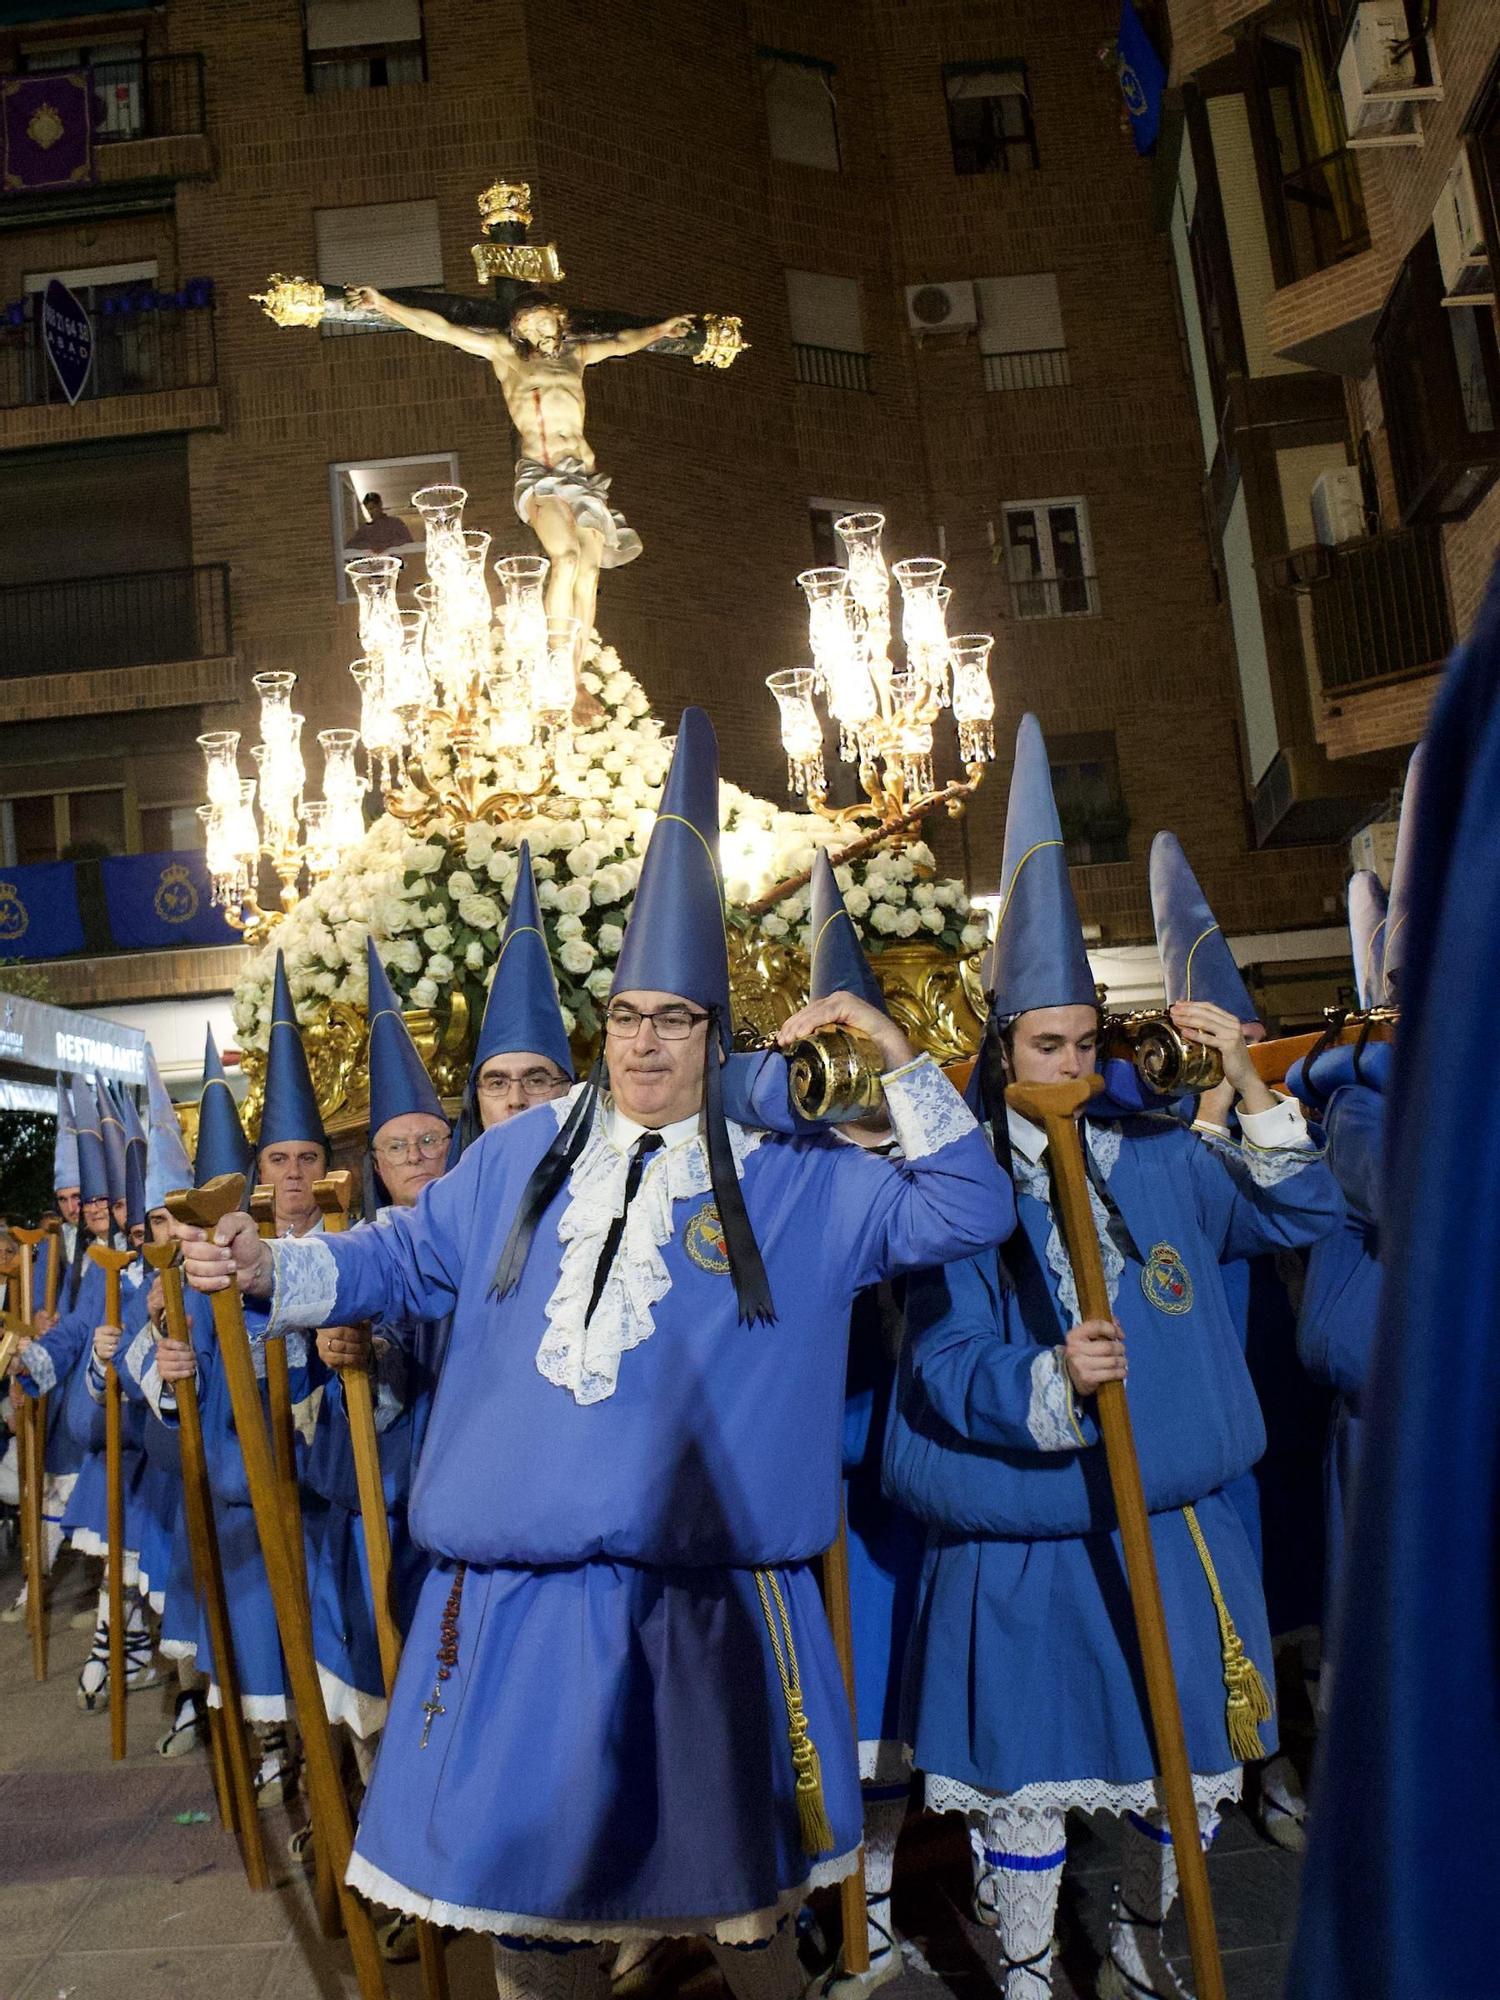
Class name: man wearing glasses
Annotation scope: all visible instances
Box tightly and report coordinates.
[185,710,1013,2000]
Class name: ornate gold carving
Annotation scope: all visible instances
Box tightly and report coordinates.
[471,240,565,285]
[694,313,748,370]
[478,180,533,230]
[249,274,328,328]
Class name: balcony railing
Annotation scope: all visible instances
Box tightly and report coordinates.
[0,564,232,682]
[793,342,873,392]
[984,347,1072,391]
[1277,149,1369,282]
[1301,525,1452,691]
[0,296,215,410]
[1008,572,1101,620]
[85,53,206,143]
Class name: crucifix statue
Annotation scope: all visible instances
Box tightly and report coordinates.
[254,182,746,648]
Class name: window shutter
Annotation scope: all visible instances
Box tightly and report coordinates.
[945,65,1027,102]
[764,55,839,171]
[305,0,422,49]
[785,270,864,352]
[315,199,443,290]
[976,274,1064,355]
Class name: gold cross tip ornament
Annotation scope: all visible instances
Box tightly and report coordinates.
[694,314,749,369]
[250,274,329,328]
[477,180,533,231]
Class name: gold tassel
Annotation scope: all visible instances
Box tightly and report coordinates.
[755,1569,836,1857]
[1182,1504,1274,1763]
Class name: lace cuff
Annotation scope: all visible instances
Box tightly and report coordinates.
[882,1055,977,1161]
[1238,1099,1317,1187]
[1026,1348,1088,1450]
[266,1235,340,1337]
[86,1357,106,1402]
[22,1342,56,1397]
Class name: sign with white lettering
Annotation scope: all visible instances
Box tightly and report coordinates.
[41,275,93,406]
[0,992,144,1081]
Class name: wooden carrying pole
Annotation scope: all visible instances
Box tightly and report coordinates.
[1005,1077,1227,2000]
[168,1175,389,2000]
[11,1225,52,1681]
[821,1511,870,1978]
[89,1244,137,1763]
[314,1175,450,2000]
[143,1242,270,1891]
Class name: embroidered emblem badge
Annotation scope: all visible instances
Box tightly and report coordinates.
[684,1200,730,1275]
[1141,1241,1193,1315]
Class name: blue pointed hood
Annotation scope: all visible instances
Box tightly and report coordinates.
[367,935,447,1137]
[96,1078,127,1205]
[983,713,1095,1019]
[807,848,887,1014]
[52,1073,79,1195]
[259,951,328,1154]
[1149,830,1258,1022]
[1382,745,1425,1001]
[1348,870,1389,1012]
[471,842,574,1084]
[144,1044,194,1213]
[612,708,732,1045]
[195,1027,253,1186]
[72,1075,108,1205]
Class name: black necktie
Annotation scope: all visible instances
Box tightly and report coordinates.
[585,1132,664,1325]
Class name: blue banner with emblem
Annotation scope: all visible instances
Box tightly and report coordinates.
[0,861,85,960]
[1117,0,1166,155]
[99,850,239,949]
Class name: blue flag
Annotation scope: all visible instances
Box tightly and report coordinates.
[0,861,85,961]
[1118,0,1166,154]
[100,850,239,950]
[1287,557,1500,1998]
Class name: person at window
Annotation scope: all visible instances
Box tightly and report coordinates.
[346,491,413,556]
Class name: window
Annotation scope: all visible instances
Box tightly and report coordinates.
[15,262,175,405]
[329,450,457,599]
[314,200,443,335]
[943,62,1037,175]
[1373,230,1500,523]
[304,0,425,91]
[1,789,125,866]
[807,497,882,567]
[759,49,839,170]
[139,804,204,853]
[1047,734,1129,866]
[1002,499,1099,618]
[19,40,145,140]
[1251,8,1367,282]
[785,271,870,390]
[976,274,1068,390]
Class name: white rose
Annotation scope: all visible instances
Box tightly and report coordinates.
[912,884,938,908]
[569,841,602,877]
[374,893,412,934]
[532,856,556,879]
[536,879,560,909]
[423,924,454,953]
[585,967,615,999]
[920,906,944,933]
[551,819,583,851]
[411,977,438,1008]
[311,970,336,994]
[555,913,584,940]
[462,826,496,866]
[780,891,807,922]
[427,953,455,983]
[597,922,624,955]
[486,852,514,883]
[909,842,936,869]
[869,904,898,935]
[894,908,921,937]
[583,768,612,798]
[456,893,500,930]
[932,883,958,908]
[409,844,446,875]
[961,923,988,950]
[446,870,476,899]
[591,868,626,906]
[558,938,596,976]
[555,883,590,917]
[844,887,871,919]
[390,938,422,974]
[527,826,557,856]
[466,940,487,970]
[761,914,788,938]
[560,1005,577,1035]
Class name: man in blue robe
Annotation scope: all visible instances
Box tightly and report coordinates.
[185,707,1012,2000]
[886,714,1341,2000]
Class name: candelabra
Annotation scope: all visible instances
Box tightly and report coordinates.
[197,673,365,936]
[766,512,995,833]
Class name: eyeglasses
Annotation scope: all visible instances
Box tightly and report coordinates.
[603,1004,710,1041]
[477,1068,567,1100]
[373,1131,449,1163]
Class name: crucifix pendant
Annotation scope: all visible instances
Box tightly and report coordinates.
[419,1689,446,1749]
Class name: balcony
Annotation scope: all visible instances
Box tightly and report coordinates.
[984,347,1072,391]
[793,342,873,392]
[0,55,211,212]
[1297,526,1453,690]
[1275,149,1369,283]
[0,565,235,718]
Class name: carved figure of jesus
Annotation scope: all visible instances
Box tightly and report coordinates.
[348,286,693,645]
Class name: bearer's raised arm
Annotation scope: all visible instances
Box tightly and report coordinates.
[346,284,509,360]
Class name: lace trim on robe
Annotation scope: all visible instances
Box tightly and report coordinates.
[207,1683,288,1723]
[265,1234,339,1340]
[882,1055,977,1160]
[535,1089,764,1405]
[1026,1347,1084,1451]
[317,1662,388,1740]
[1012,1120,1125,1324]
[22,1343,56,1397]
[924,1765,1242,1824]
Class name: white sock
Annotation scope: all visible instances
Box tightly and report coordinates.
[492,1936,608,2000]
[709,1924,802,2000]
[861,1788,906,1960]
[1108,1804,1221,1998]
[971,1798,1066,1998]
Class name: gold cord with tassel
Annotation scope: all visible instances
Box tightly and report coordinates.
[1182,1504,1274,1762]
[754,1568,835,1857]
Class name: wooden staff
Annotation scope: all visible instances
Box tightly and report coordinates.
[142,1242,270,1891]
[89,1244,136,1763]
[10,1225,50,1681]
[168,1175,389,2000]
[314,1175,450,2000]
[821,1510,870,1978]
[43,1216,62,1315]
[1005,1077,1226,2000]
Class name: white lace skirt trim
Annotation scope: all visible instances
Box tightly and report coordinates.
[923,1766,1242,1823]
[318,1662,388,1740]
[159,1638,197,1662]
[68,1528,142,1589]
[345,1844,861,1946]
[207,1684,288,1724]
[859,1738,913,1786]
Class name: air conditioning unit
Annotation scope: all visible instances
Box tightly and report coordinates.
[1337,0,1442,149]
[1311,467,1367,547]
[905,281,978,336]
[1434,150,1495,306]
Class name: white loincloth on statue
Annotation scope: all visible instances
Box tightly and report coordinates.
[514,455,643,567]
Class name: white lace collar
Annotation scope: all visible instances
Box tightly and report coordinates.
[534,1085,764,1404]
[1011,1118,1126,1323]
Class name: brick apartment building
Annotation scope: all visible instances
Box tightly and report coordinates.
[4,0,1463,1055]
